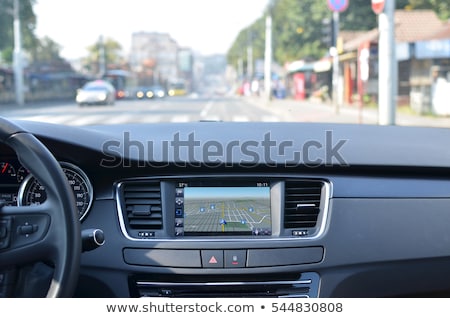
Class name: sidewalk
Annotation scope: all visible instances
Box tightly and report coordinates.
[245,96,450,128]
[0,99,73,113]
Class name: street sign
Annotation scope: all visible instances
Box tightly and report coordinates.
[327,0,349,13]
[371,0,385,14]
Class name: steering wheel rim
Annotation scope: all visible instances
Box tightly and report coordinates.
[0,117,80,297]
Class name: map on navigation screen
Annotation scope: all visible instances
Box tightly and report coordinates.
[182,186,271,235]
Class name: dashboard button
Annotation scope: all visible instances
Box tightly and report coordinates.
[0,218,11,249]
[224,250,246,268]
[0,225,6,239]
[247,247,323,267]
[123,249,201,268]
[18,225,35,235]
[201,250,223,268]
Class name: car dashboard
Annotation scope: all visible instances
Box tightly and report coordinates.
[2,120,450,297]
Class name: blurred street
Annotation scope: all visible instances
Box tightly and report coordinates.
[2,94,450,128]
[246,96,450,128]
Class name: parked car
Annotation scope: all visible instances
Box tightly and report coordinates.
[76,80,116,106]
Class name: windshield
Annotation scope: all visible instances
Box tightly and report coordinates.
[0,0,449,127]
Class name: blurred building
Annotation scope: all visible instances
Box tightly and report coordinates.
[177,47,194,91]
[285,10,450,115]
[338,10,450,114]
[129,32,179,86]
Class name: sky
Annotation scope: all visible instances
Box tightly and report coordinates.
[33,0,269,60]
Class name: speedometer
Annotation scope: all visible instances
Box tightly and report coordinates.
[18,162,94,221]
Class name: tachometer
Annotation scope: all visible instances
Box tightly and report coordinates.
[16,166,29,183]
[18,162,94,221]
[0,162,17,183]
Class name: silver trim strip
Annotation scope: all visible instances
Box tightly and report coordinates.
[115,175,331,242]
[18,161,94,222]
[93,229,105,246]
[136,279,312,287]
[297,203,316,208]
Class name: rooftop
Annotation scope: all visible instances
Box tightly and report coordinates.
[342,10,449,51]
[395,10,447,42]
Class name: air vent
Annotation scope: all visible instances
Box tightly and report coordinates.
[284,180,323,229]
[121,181,162,230]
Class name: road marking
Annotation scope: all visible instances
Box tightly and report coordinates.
[12,114,76,125]
[171,115,190,122]
[261,115,281,122]
[231,115,250,122]
[201,115,221,122]
[200,101,214,117]
[105,114,137,124]
[68,115,111,126]
[137,115,162,123]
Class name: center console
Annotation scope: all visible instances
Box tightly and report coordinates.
[115,175,330,297]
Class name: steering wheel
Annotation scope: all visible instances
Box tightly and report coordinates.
[0,118,80,297]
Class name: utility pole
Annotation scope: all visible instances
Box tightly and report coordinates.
[98,35,106,77]
[247,31,254,80]
[264,12,272,102]
[378,0,397,125]
[13,0,24,105]
[238,57,244,80]
[332,11,340,114]
[326,0,348,113]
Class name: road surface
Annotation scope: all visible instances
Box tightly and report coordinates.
[2,94,450,127]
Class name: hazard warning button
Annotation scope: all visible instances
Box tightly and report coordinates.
[201,250,224,268]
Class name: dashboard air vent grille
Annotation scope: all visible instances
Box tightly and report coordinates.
[284,180,323,228]
[122,181,162,230]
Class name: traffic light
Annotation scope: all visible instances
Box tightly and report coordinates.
[321,17,335,48]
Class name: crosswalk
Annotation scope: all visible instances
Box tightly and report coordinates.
[10,113,282,126]
[4,96,285,126]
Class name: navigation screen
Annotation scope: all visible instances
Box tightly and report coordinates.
[175,185,271,236]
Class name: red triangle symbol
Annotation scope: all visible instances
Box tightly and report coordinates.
[209,256,218,264]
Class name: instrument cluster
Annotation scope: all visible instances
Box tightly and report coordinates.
[0,158,93,221]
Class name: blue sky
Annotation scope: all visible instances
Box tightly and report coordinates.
[34,0,269,59]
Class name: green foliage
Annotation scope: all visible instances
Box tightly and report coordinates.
[407,0,450,20]
[30,36,64,63]
[1,47,13,64]
[227,0,330,71]
[227,0,450,67]
[0,0,37,64]
[82,37,124,73]
[339,0,377,31]
[271,0,329,62]
[227,17,265,75]
[339,0,414,31]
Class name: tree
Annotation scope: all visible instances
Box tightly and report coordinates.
[227,0,450,67]
[228,0,331,67]
[82,37,125,74]
[407,0,450,20]
[30,36,63,63]
[0,0,37,63]
[339,0,377,31]
[271,0,329,62]
[339,0,445,30]
[227,17,266,76]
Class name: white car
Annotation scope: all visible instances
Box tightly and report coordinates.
[76,80,116,106]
